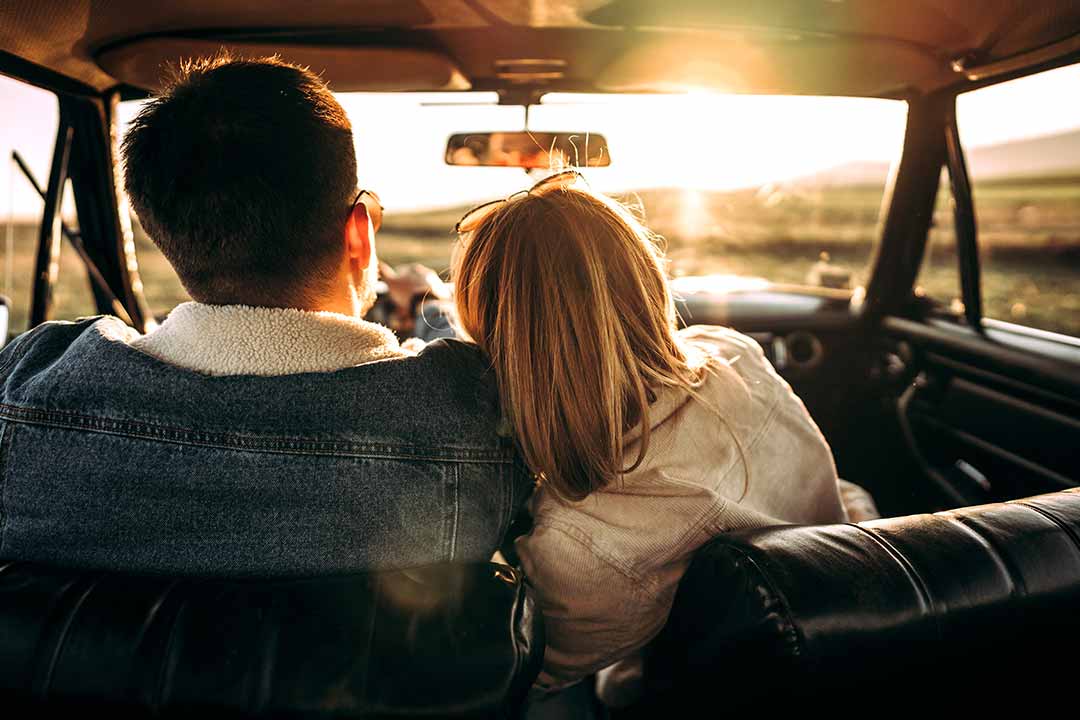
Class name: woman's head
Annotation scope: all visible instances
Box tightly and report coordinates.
[452,178,703,501]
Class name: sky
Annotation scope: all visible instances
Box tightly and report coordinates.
[4,63,1080,220]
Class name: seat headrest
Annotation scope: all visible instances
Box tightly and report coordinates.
[0,561,542,717]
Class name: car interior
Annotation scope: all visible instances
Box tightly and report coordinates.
[1,1,1079,716]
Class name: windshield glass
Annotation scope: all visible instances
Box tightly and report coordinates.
[117,93,908,315]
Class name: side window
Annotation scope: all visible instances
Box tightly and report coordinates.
[1,75,96,334]
[956,63,1080,339]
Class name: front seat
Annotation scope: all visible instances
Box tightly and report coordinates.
[0,561,542,718]
[636,487,1080,713]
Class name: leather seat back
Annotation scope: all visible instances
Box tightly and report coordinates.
[642,488,1080,710]
[0,561,542,717]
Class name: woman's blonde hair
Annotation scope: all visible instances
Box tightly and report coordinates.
[453,181,709,502]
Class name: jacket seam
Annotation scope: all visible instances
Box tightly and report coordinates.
[495,461,510,550]
[693,392,782,498]
[0,422,11,556]
[523,525,669,690]
[530,517,654,591]
[742,394,784,456]
[501,459,526,543]
[660,492,731,565]
[447,464,460,561]
[0,404,513,463]
[536,492,726,597]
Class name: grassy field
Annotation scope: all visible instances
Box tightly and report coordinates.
[0,224,99,333]
[2,176,1077,337]
[918,174,1080,335]
[375,184,888,287]
[375,177,1079,336]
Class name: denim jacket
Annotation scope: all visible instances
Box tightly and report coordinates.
[0,306,531,576]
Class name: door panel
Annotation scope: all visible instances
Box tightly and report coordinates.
[886,316,1080,507]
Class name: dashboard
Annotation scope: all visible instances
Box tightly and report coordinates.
[671,280,859,381]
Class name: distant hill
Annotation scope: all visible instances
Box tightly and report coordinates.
[799,160,893,187]
[966,128,1080,179]
[807,127,1080,186]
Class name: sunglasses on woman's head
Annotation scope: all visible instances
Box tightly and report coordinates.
[350,189,384,233]
[454,169,585,234]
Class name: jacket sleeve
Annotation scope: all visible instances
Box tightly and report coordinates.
[515,522,679,692]
[838,478,881,521]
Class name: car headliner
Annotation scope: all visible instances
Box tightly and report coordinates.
[2,1,1080,99]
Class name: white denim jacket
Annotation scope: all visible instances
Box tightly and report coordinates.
[516,325,868,697]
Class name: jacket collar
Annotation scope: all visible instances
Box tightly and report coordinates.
[128,301,407,376]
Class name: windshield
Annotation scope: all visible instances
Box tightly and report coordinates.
[116,92,908,315]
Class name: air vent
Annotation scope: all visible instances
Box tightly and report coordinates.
[784,331,824,370]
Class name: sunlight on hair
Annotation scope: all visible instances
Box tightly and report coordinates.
[452,184,716,501]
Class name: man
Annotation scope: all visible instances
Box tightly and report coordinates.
[0,56,531,575]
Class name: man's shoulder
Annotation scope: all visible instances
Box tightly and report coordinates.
[404,339,501,416]
[414,338,490,374]
[0,316,134,401]
[0,316,125,372]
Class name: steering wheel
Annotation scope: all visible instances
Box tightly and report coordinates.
[367,262,451,338]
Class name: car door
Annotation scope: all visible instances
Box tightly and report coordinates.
[885,61,1080,509]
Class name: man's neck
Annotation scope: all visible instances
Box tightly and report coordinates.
[202,287,361,319]
[303,296,360,318]
[306,281,364,318]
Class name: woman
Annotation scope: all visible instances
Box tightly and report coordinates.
[452,171,877,704]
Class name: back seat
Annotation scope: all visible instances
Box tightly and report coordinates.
[637,488,1080,712]
[0,561,542,718]
[6,489,1079,716]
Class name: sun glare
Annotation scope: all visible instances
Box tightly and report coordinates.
[676,188,710,240]
[536,91,907,195]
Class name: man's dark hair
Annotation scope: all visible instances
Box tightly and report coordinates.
[123,55,357,305]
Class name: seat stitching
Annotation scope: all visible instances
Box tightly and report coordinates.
[130,578,182,670]
[252,591,281,715]
[701,543,804,659]
[356,574,380,709]
[37,572,101,698]
[1013,500,1080,557]
[153,580,195,711]
[947,513,1028,598]
[846,524,938,640]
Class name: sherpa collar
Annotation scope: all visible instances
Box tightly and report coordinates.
[128,301,408,377]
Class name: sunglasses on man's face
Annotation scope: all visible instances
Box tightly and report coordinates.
[350,189,384,233]
[454,169,585,234]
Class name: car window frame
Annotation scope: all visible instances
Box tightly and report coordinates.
[930,55,1080,352]
[1,54,153,334]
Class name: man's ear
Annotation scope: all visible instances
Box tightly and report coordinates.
[345,201,373,269]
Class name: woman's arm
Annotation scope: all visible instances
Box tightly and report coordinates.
[838,479,881,521]
[515,522,677,691]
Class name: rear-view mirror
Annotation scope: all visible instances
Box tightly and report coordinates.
[445,131,611,168]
